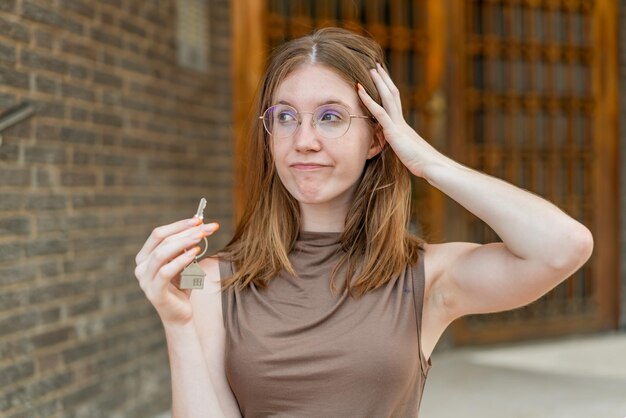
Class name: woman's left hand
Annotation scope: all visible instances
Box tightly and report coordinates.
[357,63,448,179]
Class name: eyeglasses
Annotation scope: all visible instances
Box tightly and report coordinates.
[259,104,372,140]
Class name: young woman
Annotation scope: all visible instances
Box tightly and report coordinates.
[134,28,593,417]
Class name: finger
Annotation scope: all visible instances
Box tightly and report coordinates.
[357,83,395,130]
[161,222,219,248]
[135,217,202,265]
[154,245,201,293]
[369,67,402,121]
[375,63,403,110]
[144,223,219,282]
[137,227,205,293]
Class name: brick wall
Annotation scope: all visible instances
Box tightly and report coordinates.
[0,0,233,417]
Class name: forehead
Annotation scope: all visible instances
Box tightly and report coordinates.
[274,64,358,110]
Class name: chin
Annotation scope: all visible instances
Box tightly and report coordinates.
[292,192,328,205]
[292,187,352,206]
[282,178,355,206]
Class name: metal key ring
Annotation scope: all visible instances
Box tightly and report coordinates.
[183,235,208,259]
[196,236,208,258]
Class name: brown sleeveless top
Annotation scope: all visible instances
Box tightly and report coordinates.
[219,231,431,417]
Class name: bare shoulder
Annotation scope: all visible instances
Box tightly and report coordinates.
[421,242,442,294]
[421,243,460,306]
[420,241,482,312]
[197,254,222,279]
[420,237,581,327]
[419,242,480,358]
[422,241,480,281]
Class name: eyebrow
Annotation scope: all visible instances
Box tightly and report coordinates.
[277,99,353,110]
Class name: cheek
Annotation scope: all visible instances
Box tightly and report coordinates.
[332,147,369,183]
[341,158,367,185]
[271,142,292,182]
[346,134,374,167]
[269,139,287,165]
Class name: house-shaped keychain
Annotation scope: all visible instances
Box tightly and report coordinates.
[180,260,205,289]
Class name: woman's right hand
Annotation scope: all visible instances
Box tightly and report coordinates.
[134,217,220,325]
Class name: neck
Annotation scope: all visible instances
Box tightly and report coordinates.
[299,199,349,233]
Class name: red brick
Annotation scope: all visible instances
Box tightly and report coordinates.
[0,1,233,416]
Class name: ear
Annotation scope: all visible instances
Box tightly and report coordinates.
[366,124,386,159]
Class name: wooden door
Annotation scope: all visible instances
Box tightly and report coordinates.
[448,0,619,344]
[232,0,619,345]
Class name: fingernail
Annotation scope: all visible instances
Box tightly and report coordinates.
[356,82,363,92]
[200,223,219,233]
[188,217,201,226]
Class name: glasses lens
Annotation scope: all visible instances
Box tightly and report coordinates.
[263,104,298,138]
[313,105,351,139]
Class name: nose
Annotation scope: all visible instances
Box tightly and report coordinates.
[292,113,321,152]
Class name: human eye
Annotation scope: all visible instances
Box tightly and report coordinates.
[318,108,344,123]
[276,109,297,124]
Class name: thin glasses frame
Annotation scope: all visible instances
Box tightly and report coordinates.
[259,104,373,139]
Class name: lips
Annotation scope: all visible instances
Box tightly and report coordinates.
[290,162,329,170]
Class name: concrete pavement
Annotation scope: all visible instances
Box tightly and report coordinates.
[420,332,626,418]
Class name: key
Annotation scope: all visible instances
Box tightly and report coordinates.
[180,197,208,290]
[194,197,207,220]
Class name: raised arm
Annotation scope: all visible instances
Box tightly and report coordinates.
[421,159,593,319]
[357,64,593,355]
[417,153,592,357]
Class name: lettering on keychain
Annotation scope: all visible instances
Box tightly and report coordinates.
[180,198,208,290]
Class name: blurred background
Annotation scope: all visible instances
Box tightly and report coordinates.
[0,0,623,417]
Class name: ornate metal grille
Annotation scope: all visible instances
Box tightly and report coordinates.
[453,0,618,344]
